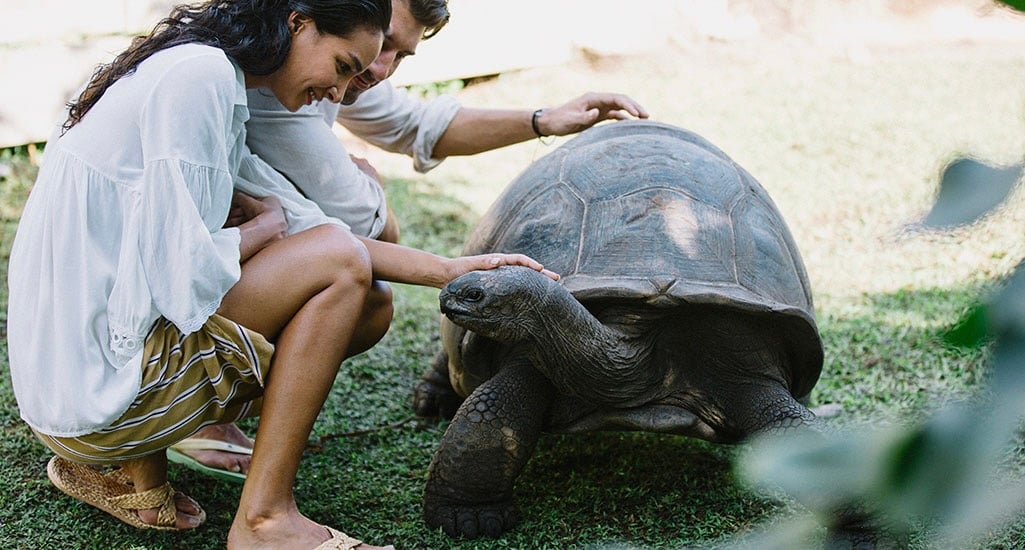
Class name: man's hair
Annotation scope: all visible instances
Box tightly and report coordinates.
[404,0,449,39]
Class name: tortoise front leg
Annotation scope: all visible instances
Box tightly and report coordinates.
[422,355,556,538]
[412,349,464,420]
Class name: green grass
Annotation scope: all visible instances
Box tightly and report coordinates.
[2,38,1025,549]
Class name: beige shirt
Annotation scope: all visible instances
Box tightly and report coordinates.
[245,82,460,237]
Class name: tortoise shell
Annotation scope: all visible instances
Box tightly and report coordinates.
[448,120,822,400]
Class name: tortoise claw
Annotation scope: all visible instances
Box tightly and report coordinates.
[423,494,519,539]
[412,365,463,420]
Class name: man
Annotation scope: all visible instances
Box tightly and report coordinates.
[171,0,648,479]
[244,0,648,245]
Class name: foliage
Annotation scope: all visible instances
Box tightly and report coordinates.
[402,78,466,101]
[734,104,1025,550]
[734,7,1025,545]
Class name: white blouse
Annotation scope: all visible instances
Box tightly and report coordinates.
[7,44,339,436]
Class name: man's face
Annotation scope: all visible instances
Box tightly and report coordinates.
[342,0,426,105]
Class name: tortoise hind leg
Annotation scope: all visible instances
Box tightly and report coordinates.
[423,356,556,538]
[727,381,817,438]
[412,349,464,419]
[730,384,906,549]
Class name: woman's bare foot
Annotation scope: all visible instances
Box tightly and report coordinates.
[178,423,255,475]
[118,454,205,529]
[136,490,206,529]
[227,509,393,550]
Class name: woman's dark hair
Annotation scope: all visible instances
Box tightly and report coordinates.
[404,0,449,40]
[62,0,391,133]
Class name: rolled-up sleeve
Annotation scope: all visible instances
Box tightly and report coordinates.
[335,82,461,173]
[234,146,348,235]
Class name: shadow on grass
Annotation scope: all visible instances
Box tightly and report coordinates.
[0,180,1021,549]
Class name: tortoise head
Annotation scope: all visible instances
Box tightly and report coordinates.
[440,266,563,343]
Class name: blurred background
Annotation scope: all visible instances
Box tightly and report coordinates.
[3,0,1025,148]
[3,1,1025,548]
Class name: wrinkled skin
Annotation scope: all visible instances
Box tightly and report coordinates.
[421,267,817,538]
[416,121,889,546]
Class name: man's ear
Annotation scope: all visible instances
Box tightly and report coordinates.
[288,12,313,34]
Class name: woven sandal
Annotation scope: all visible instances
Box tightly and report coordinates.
[46,455,205,530]
[314,526,364,550]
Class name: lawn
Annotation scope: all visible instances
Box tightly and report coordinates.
[1,30,1024,550]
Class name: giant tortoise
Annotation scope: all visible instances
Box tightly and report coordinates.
[415,120,824,538]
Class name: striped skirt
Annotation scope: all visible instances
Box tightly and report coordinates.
[35,314,274,464]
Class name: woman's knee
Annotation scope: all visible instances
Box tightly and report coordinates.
[367,280,393,323]
[306,225,373,289]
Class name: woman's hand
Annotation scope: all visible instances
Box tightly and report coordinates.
[226,192,284,228]
[444,253,560,285]
[229,191,287,261]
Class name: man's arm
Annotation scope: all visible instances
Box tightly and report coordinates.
[431,92,649,158]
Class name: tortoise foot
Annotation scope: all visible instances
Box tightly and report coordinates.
[825,529,906,550]
[412,367,463,419]
[423,493,519,539]
[825,511,908,550]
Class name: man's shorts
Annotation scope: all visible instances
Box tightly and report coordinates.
[35,314,274,465]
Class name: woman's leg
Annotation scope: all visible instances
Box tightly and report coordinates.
[214,225,388,549]
[115,453,205,528]
[347,279,394,356]
[178,279,392,476]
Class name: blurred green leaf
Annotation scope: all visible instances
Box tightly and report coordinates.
[998,0,1025,12]
[922,157,1025,228]
[740,428,890,513]
[922,158,1022,228]
[740,259,1025,547]
[942,303,989,349]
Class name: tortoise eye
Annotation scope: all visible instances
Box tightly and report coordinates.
[464,288,485,302]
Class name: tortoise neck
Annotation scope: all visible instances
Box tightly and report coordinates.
[525,286,659,406]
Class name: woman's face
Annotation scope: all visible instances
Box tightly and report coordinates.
[266,15,383,112]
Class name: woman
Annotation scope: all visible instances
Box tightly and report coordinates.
[6,1,554,548]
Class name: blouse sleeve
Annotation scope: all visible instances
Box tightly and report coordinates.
[122,51,243,343]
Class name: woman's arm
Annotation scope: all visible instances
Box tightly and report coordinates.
[356,236,558,288]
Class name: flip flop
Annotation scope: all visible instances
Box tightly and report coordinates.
[314,526,365,550]
[46,455,205,530]
[167,437,252,482]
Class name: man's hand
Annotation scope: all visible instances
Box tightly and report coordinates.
[535,92,649,136]
[350,154,383,186]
